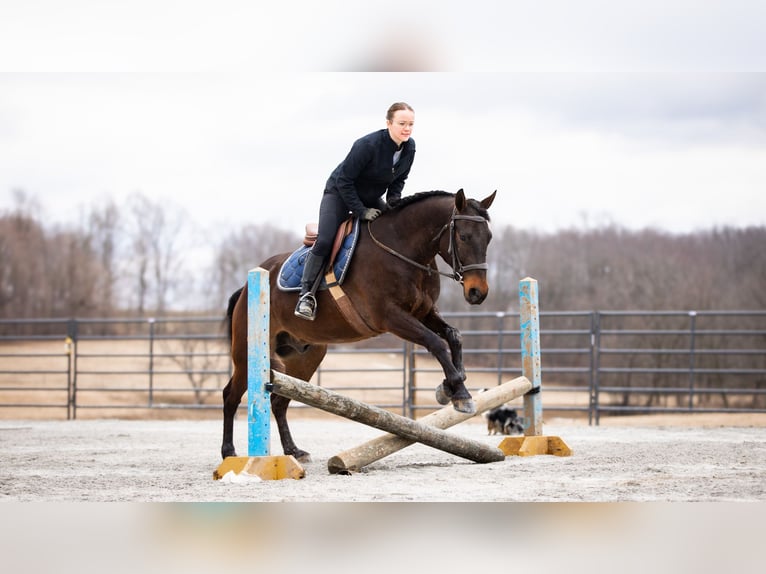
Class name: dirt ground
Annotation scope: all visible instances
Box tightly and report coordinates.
[2,342,765,503]
[1,412,764,502]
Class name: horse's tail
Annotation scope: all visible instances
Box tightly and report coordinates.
[224,286,245,345]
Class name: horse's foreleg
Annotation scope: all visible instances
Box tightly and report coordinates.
[422,310,472,411]
[386,313,475,414]
[423,311,465,379]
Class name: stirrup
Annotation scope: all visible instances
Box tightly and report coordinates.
[294,293,317,321]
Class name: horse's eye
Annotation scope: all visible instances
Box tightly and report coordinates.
[459,234,470,241]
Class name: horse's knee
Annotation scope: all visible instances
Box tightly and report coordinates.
[445,326,462,346]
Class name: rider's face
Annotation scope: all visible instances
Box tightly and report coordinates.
[387,109,415,146]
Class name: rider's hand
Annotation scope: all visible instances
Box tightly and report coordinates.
[361,208,381,221]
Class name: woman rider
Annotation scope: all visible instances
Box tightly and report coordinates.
[295,102,416,320]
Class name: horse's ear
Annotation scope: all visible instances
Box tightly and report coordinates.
[455,188,466,211]
[481,190,497,210]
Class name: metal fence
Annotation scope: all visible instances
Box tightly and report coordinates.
[1,311,764,424]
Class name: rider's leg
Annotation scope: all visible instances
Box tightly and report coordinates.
[294,251,326,320]
[294,193,348,320]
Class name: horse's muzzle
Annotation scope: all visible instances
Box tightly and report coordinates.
[463,276,489,305]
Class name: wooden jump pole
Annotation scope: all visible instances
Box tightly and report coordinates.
[327,376,532,474]
[269,371,506,465]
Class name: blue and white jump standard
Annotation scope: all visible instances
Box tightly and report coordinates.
[213,268,306,481]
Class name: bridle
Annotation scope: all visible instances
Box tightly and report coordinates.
[367,208,490,284]
[446,212,490,283]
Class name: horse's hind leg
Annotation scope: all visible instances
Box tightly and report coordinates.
[221,370,245,458]
[221,286,248,459]
[271,343,327,463]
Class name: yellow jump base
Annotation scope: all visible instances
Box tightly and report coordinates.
[498,435,572,457]
[213,455,305,481]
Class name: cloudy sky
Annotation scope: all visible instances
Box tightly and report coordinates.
[1,2,764,237]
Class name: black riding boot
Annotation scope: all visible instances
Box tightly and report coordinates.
[294,251,326,320]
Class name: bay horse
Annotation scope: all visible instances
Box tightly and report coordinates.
[221,189,496,462]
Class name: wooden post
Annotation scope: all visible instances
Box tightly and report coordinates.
[248,267,271,456]
[498,277,571,458]
[519,276,543,436]
[213,267,305,481]
[270,371,506,465]
[327,376,532,474]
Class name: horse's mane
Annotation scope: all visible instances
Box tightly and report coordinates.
[388,190,453,213]
[390,190,491,221]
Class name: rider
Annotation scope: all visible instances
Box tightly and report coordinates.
[294,102,416,320]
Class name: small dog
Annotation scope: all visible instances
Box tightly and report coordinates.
[484,405,524,435]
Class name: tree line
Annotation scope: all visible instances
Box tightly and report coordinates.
[2,189,765,321]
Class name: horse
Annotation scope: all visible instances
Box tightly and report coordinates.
[221,189,496,462]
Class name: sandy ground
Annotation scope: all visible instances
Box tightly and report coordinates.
[1,413,764,502]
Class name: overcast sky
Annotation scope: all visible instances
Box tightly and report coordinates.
[1,2,765,237]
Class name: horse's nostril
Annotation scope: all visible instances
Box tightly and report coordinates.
[468,287,485,303]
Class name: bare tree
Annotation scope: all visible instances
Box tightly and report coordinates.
[82,199,121,315]
[124,192,187,315]
[0,191,48,318]
[208,223,301,311]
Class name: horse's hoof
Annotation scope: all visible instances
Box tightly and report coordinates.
[435,383,452,405]
[452,398,476,414]
[291,450,312,464]
[221,446,237,459]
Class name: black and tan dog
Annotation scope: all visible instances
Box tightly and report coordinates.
[484,405,524,435]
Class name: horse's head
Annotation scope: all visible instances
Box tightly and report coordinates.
[451,189,496,305]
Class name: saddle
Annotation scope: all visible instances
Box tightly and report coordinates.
[277,218,360,292]
[303,219,355,267]
[279,217,376,336]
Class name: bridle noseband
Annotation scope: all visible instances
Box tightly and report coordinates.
[367,208,490,284]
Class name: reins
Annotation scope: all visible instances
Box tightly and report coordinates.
[367,208,489,284]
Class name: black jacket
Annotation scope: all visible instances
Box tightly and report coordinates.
[325,129,416,217]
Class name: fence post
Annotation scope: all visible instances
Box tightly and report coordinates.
[589,311,598,426]
[402,341,414,419]
[688,311,697,410]
[496,311,506,386]
[147,317,156,407]
[406,342,416,419]
[519,277,543,436]
[593,311,602,425]
[66,319,78,420]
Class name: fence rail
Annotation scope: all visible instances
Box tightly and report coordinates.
[1,310,764,424]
